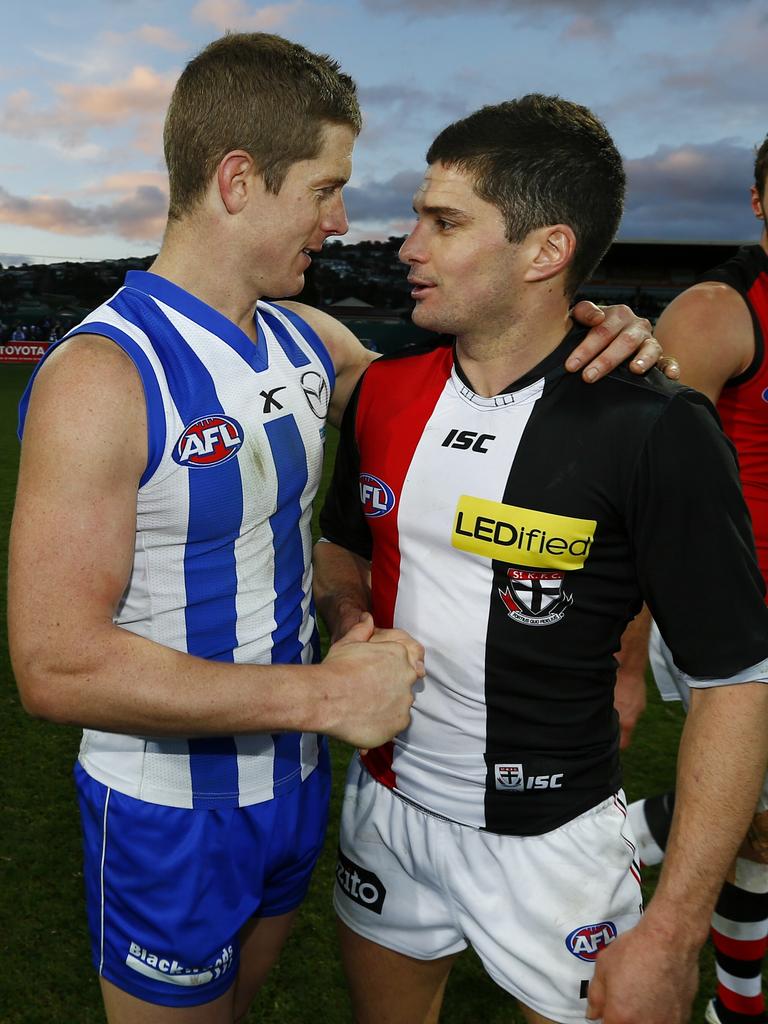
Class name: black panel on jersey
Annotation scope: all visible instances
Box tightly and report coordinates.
[482,325,768,834]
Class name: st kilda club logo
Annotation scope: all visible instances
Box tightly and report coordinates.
[498,566,573,627]
[172,414,244,468]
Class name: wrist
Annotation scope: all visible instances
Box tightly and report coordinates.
[315,590,366,635]
[330,597,368,641]
[640,897,710,953]
[296,661,344,737]
[261,662,337,736]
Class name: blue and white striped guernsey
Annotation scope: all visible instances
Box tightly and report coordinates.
[19,271,336,808]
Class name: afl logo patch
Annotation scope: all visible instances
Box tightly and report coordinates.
[360,473,396,518]
[173,415,244,468]
[565,921,617,961]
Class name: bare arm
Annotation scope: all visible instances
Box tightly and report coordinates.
[313,540,372,643]
[613,606,651,749]
[652,282,755,403]
[588,680,768,1024]
[9,336,419,748]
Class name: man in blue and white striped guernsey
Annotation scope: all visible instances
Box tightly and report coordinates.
[9,32,667,1024]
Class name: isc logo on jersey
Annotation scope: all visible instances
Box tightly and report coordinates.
[494,762,564,791]
[565,921,617,961]
[173,415,244,468]
[360,473,396,518]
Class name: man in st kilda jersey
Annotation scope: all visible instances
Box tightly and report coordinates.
[316,96,768,1024]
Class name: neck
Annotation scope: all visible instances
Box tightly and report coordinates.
[455,300,572,397]
[149,217,261,341]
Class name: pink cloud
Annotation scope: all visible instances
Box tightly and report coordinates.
[0,67,175,151]
[95,26,188,56]
[0,183,167,244]
[191,0,304,32]
[84,171,169,195]
[562,15,613,40]
[135,25,189,52]
[58,66,175,123]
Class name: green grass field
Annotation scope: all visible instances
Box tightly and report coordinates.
[0,362,731,1023]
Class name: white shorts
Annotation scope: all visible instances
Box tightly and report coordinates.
[334,756,643,1023]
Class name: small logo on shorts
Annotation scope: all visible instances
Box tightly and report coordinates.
[125,941,234,986]
[565,922,617,961]
[336,847,386,914]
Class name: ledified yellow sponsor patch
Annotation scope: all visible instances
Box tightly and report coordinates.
[452,495,596,570]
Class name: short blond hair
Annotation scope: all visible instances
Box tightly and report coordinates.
[164,32,362,220]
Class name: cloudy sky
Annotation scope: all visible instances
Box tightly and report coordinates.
[0,0,766,265]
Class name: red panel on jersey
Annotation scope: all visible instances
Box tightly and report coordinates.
[356,344,453,787]
[355,345,453,629]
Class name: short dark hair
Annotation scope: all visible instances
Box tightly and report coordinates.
[754,135,768,196]
[164,32,362,220]
[425,94,625,296]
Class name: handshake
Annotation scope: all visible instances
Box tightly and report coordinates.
[319,612,425,750]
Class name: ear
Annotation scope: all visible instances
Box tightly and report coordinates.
[750,185,764,220]
[523,225,577,284]
[216,150,257,215]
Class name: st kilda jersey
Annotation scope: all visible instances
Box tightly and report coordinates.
[18,271,333,809]
[703,245,768,585]
[320,326,768,836]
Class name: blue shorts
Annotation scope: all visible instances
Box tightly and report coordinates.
[74,747,330,1008]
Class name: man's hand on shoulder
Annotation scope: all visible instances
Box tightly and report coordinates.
[567,301,678,383]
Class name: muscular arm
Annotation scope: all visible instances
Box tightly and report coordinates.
[588,681,768,1024]
[653,282,755,403]
[9,336,418,748]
